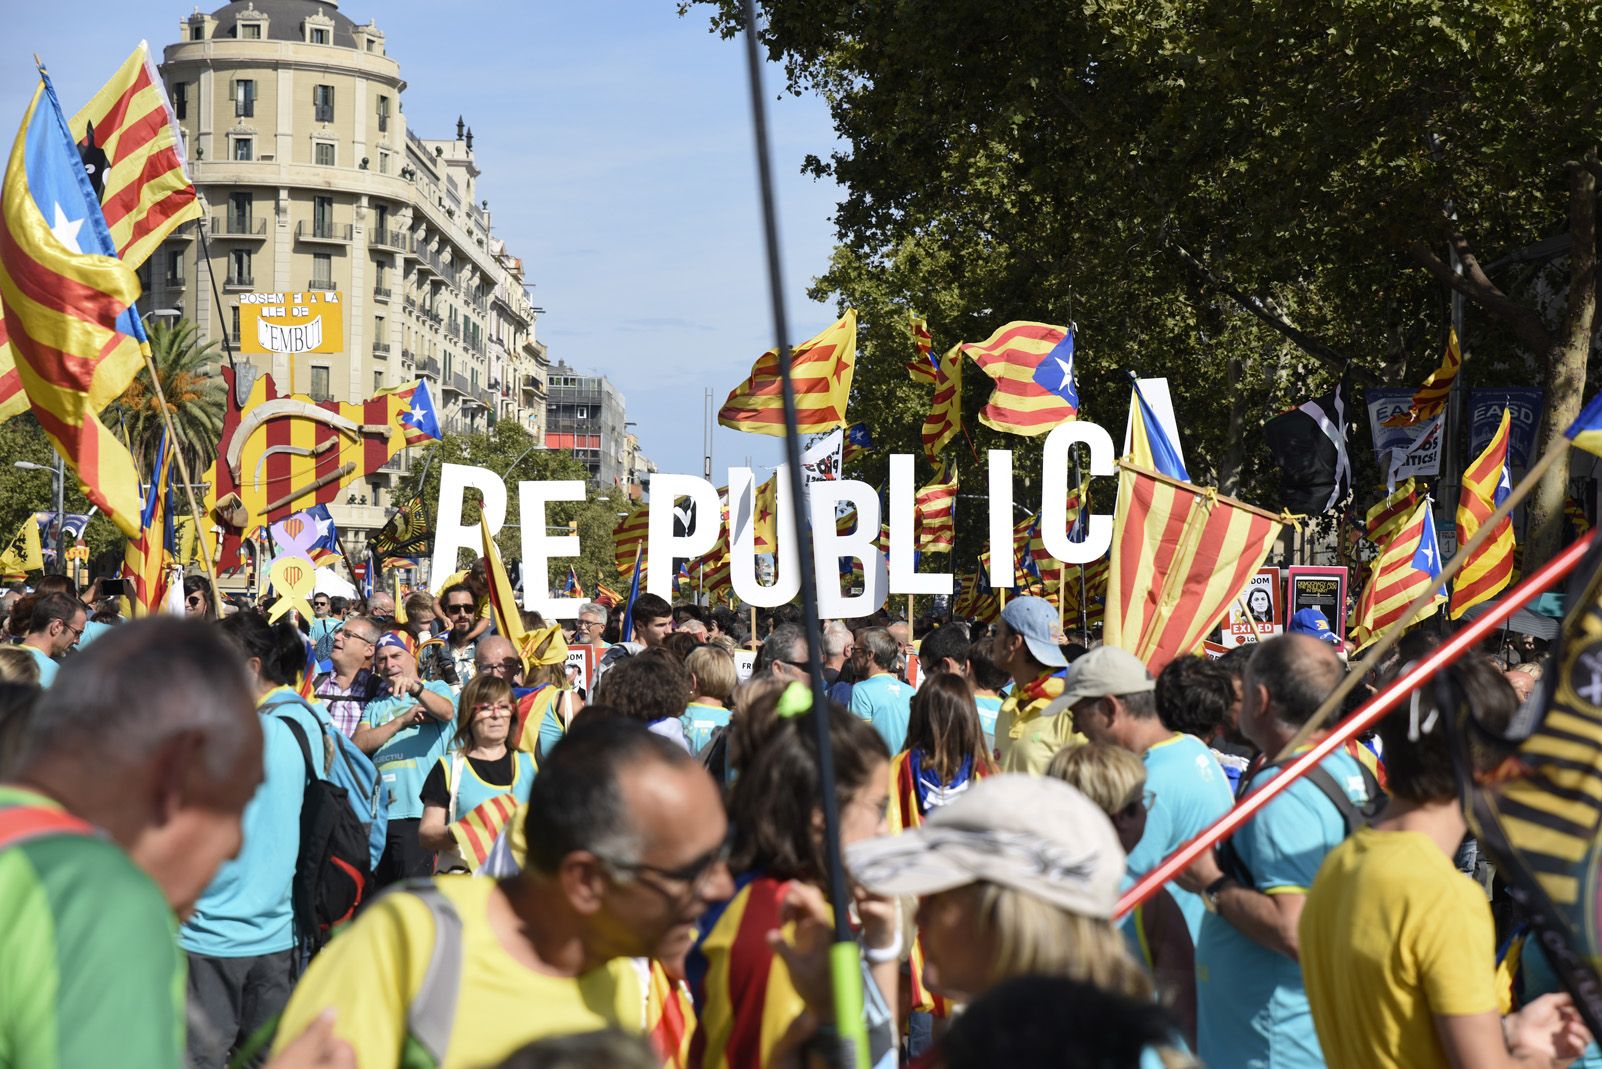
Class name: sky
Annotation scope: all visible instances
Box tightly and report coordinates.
[0,1,843,480]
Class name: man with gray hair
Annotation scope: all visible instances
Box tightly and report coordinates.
[848,626,915,752]
[755,621,810,682]
[820,619,853,687]
[0,619,349,1066]
[1176,634,1377,1069]
[572,601,611,648]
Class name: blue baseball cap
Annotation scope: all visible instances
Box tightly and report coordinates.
[1287,608,1342,646]
[1000,595,1067,667]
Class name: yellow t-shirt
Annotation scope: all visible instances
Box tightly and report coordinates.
[1299,826,1497,1069]
[994,674,1082,774]
[273,876,647,1069]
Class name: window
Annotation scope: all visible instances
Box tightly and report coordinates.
[373,262,386,288]
[164,249,184,286]
[311,253,332,288]
[374,371,383,392]
[190,24,205,41]
[233,79,255,118]
[231,305,241,341]
[310,366,331,400]
[374,204,388,233]
[240,22,262,39]
[377,150,390,175]
[376,95,390,133]
[229,191,252,232]
[233,137,252,161]
[171,82,188,120]
[375,314,385,338]
[444,353,453,379]
[314,141,334,166]
[313,195,333,234]
[310,27,329,44]
[229,249,251,285]
[313,84,335,123]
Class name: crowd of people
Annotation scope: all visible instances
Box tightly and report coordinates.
[0,565,1590,1069]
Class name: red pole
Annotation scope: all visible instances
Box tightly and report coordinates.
[1115,529,1596,920]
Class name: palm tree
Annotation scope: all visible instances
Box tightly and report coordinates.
[111,318,227,480]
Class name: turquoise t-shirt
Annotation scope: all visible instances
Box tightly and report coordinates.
[848,673,915,754]
[1195,750,1371,1069]
[1126,732,1233,941]
[1521,935,1602,1067]
[76,618,112,647]
[683,702,732,756]
[430,751,536,821]
[179,690,327,957]
[974,693,1003,750]
[22,645,57,687]
[360,681,457,821]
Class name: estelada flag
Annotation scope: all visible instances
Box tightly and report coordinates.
[718,310,856,435]
[1366,478,1418,545]
[449,792,522,872]
[1105,461,1285,673]
[1450,407,1515,619]
[921,343,963,461]
[125,429,173,616]
[1382,328,1461,427]
[906,312,937,383]
[612,502,650,580]
[0,71,146,535]
[964,321,1078,436]
[914,465,958,554]
[1348,498,1446,649]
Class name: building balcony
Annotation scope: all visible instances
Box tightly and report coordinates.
[296,221,353,244]
[373,286,392,302]
[400,348,414,367]
[224,273,254,290]
[403,296,418,312]
[211,215,267,239]
[373,341,391,357]
[370,229,408,252]
[444,321,461,340]
[307,278,335,292]
[418,356,441,378]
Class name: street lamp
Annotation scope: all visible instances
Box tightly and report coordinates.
[14,458,64,565]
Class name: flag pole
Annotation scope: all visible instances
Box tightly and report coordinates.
[740,2,868,1061]
[1117,528,1596,920]
[1275,441,1569,759]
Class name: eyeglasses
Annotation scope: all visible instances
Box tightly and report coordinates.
[339,629,377,647]
[596,833,733,898]
[444,603,475,616]
[476,659,521,676]
[61,621,83,639]
[471,702,513,717]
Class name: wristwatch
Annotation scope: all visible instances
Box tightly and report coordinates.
[407,681,423,698]
[1203,875,1233,913]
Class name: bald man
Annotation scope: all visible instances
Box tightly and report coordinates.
[473,634,524,688]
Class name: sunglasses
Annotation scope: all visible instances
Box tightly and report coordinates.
[444,603,475,615]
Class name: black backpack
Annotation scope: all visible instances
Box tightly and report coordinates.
[1217,749,1385,888]
[277,716,373,957]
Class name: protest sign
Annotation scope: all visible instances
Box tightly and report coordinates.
[1288,566,1350,638]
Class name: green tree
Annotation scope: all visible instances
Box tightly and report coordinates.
[0,414,125,579]
[690,0,1602,565]
[109,318,226,479]
[397,423,632,595]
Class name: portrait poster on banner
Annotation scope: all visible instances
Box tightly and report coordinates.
[565,647,597,696]
[1222,567,1282,647]
[1287,566,1350,638]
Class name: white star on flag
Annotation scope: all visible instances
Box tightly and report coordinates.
[50,203,84,253]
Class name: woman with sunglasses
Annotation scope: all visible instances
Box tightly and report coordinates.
[1050,742,1196,1049]
[419,673,536,873]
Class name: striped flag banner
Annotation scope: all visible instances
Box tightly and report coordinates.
[914,466,958,554]
[481,514,528,652]
[1382,328,1461,428]
[1365,477,1419,545]
[921,342,963,461]
[718,310,856,435]
[646,960,696,1069]
[612,502,650,578]
[963,321,1079,436]
[126,430,173,616]
[1450,407,1516,619]
[448,792,522,872]
[1349,498,1446,648]
[905,312,936,384]
[1105,462,1287,673]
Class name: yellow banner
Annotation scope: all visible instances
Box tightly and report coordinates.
[240,291,345,355]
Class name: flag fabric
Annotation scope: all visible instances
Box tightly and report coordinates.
[914,466,958,554]
[1263,379,1351,514]
[448,792,522,872]
[1566,497,1593,540]
[1104,462,1286,673]
[694,501,733,601]
[1450,407,1516,619]
[1382,328,1462,428]
[906,313,937,384]
[619,546,644,643]
[612,503,650,580]
[481,514,528,655]
[303,503,341,558]
[0,514,43,576]
[800,428,843,483]
[125,429,171,615]
[1458,534,1602,1035]
[646,959,696,1069]
[1565,391,1602,458]
[921,343,964,461]
[372,498,430,558]
[842,422,874,464]
[717,310,856,435]
[562,566,584,599]
[964,322,1078,436]
[1348,498,1446,649]
[0,72,148,535]
[1127,377,1190,482]
[1366,478,1419,546]
[397,380,442,444]
[594,581,624,609]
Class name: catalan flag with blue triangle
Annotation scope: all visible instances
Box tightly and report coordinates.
[1566,391,1602,458]
[1349,497,1447,648]
[0,67,148,535]
[1450,407,1516,619]
[125,428,171,615]
[1127,375,1190,482]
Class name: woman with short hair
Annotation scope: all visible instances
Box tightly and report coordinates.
[419,673,535,873]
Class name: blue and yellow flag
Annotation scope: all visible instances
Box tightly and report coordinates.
[1566,392,1602,459]
[1127,376,1190,482]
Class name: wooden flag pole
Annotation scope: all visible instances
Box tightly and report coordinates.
[1275,441,1569,760]
[138,345,224,617]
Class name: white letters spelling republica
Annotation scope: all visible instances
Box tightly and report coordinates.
[888,454,953,596]
[986,449,1015,589]
[1040,422,1116,564]
[520,479,587,620]
[429,463,507,593]
[645,474,721,600]
[809,480,889,617]
[729,466,801,607]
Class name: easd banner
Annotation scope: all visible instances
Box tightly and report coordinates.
[1468,388,1543,470]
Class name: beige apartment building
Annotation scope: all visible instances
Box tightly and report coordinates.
[148,0,549,535]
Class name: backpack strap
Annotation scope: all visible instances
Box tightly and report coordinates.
[275,715,319,786]
[399,880,464,1064]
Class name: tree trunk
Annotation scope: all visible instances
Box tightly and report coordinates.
[1527,159,1597,566]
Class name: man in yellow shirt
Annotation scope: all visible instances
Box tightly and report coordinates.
[275,719,736,1069]
[1300,659,1589,1069]
[991,595,1075,772]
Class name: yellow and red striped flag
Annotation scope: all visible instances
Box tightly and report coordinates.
[449,792,522,872]
[481,513,528,651]
[693,498,733,601]
[1450,408,1516,619]
[1350,498,1447,648]
[1382,328,1461,428]
[914,465,958,553]
[921,342,963,461]
[125,431,173,616]
[963,321,1079,436]
[1366,477,1419,545]
[750,473,779,555]
[645,960,696,1069]
[906,312,936,384]
[1105,462,1286,673]
[0,73,147,535]
[612,502,650,580]
[718,310,856,435]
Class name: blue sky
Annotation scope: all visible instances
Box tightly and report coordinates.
[1,1,842,479]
